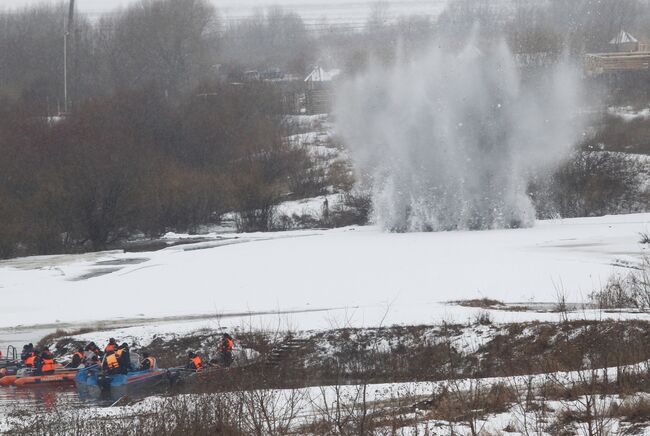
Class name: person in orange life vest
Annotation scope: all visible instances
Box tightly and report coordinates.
[218,333,234,367]
[21,344,35,366]
[103,350,121,375]
[23,347,37,368]
[104,338,118,354]
[38,347,56,375]
[66,347,85,368]
[140,351,156,370]
[187,352,203,371]
[116,343,130,374]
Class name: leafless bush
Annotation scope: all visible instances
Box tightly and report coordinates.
[590,274,638,309]
[473,311,493,326]
[545,371,615,436]
[507,375,551,436]
[430,380,517,436]
[609,396,650,423]
[272,212,321,231]
[590,256,650,311]
[641,232,650,245]
[328,190,373,227]
[531,151,646,220]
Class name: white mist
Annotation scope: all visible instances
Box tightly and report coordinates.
[335,40,584,232]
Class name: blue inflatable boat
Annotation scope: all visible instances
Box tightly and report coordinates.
[75,365,168,399]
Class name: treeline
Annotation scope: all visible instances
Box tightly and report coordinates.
[0,83,321,258]
[3,0,650,113]
[0,0,312,114]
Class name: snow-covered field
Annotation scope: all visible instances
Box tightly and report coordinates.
[1,213,649,338]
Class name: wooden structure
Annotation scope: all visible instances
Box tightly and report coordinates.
[585,31,650,76]
[304,66,341,114]
[585,52,650,76]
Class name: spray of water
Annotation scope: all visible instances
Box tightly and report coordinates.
[335,40,584,232]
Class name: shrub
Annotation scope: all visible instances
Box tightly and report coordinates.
[531,151,646,219]
[611,397,650,422]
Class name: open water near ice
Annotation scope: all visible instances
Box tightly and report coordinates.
[0,333,108,420]
[0,385,88,414]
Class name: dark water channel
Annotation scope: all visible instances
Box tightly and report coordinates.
[0,384,115,427]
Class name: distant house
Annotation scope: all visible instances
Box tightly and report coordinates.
[609,30,640,53]
[585,31,650,76]
[304,66,341,114]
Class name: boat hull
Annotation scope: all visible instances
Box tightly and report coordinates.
[75,367,168,399]
[0,375,17,387]
[14,371,77,388]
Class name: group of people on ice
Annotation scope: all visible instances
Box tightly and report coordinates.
[17,333,235,374]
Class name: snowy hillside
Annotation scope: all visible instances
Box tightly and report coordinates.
[1,213,649,332]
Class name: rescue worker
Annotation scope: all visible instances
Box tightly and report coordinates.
[38,347,56,375]
[103,351,121,375]
[187,352,203,371]
[140,351,156,371]
[66,347,85,368]
[116,343,130,374]
[85,342,102,358]
[22,345,36,368]
[104,338,118,354]
[218,333,234,368]
[21,344,35,363]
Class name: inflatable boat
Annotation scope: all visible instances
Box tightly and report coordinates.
[14,371,77,387]
[0,367,77,387]
[75,365,168,399]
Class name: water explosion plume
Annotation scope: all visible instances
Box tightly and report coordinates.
[335,41,584,232]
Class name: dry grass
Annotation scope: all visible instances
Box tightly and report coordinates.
[610,397,650,423]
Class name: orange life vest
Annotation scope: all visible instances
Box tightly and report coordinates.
[105,344,117,353]
[24,353,36,367]
[106,354,119,370]
[41,358,56,373]
[220,338,234,353]
[191,356,202,369]
[144,357,155,369]
[74,351,84,360]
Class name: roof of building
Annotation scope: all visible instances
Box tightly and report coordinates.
[610,30,638,45]
[305,66,341,83]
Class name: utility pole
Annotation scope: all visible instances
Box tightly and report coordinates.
[63,0,75,114]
